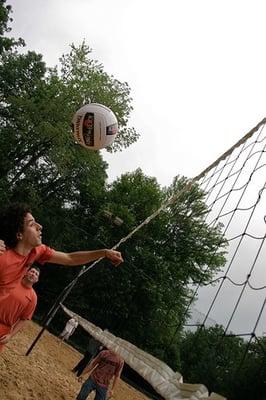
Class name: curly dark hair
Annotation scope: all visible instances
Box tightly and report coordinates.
[0,203,32,248]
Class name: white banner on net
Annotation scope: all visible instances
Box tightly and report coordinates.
[61,304,226,400]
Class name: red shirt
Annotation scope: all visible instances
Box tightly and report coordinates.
[0,245,54,300]
[0,281,37,327]
[91,350,124,388]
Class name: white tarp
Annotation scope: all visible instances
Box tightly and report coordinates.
[61,304,226,400]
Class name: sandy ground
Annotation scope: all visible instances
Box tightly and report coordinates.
[0,321,149,400]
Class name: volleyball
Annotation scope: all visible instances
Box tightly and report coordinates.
[72,103,118,150]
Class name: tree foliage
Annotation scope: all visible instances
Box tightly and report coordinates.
[60,169,227,370]
[0,3,139,209]
[59,42,139,151]
[180,326,266,400]
[0,0,24,53]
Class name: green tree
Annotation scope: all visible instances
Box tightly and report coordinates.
[0,43,138,201]
[59,41,139,151]
[230,337,266,400]
[0,3,139,323]
[0,0,24,53]
[64,170,227,370]
[180,326,266,400]
[0,2,139,220]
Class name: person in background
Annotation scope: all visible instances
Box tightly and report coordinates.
[59,317,78,342]
[0,266,40,352]
[76,348,124,400]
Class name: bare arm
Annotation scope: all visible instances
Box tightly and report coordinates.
[78,355,100,380]
[48,249,123,267]
[108,366,123,398]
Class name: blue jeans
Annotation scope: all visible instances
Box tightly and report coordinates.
[76,377,108,400]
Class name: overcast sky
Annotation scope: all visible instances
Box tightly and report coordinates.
[7,0,265,335]
[8,0,266,187]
